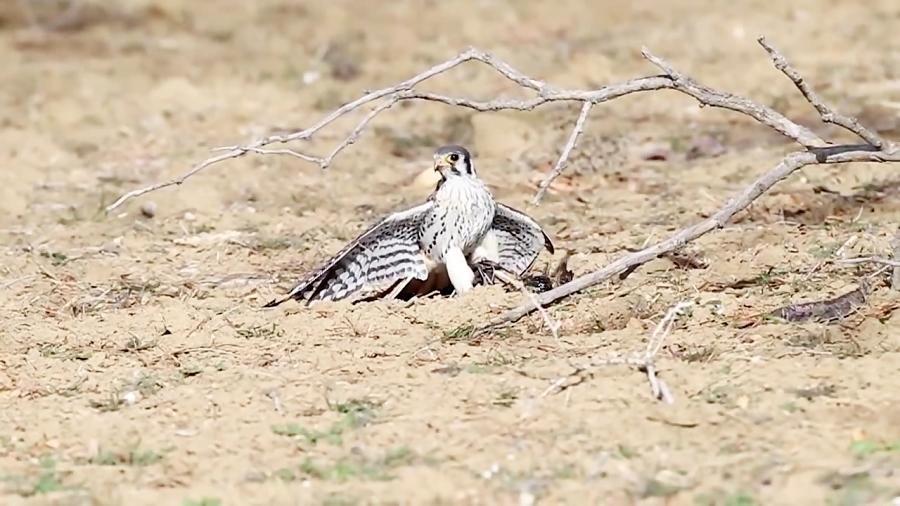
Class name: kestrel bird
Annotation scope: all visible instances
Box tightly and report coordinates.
[264,145,554,307]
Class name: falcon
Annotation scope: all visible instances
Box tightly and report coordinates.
[264,145,554,307]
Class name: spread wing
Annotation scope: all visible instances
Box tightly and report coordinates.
[264,202,433,307]
[489,203,554,275]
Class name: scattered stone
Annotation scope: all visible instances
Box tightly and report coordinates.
[639,142,672,161]
[140,201,157,218]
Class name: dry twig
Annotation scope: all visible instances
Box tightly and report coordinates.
[837,256,900,269]
[105,37,898,329]
[543,301,692,403]
[532,101,593,204]
[492,269,561,339]
[757,38,886,148]
[892,233,900,291]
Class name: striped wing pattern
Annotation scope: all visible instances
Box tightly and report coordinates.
[490,203,554,275]
[265,202,433,306]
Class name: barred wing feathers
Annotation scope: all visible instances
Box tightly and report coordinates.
[490,203,554,275]
[264,202,433,307]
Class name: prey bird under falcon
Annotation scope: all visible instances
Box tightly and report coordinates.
[264,145,554,307]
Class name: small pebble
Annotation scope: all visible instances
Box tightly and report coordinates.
[140,201,157,218]
[121,390,142,406]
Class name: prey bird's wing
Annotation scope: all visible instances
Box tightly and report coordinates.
[265,202,433,307]
[489,203,554,275]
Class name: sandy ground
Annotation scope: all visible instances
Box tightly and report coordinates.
[2,0,900,504]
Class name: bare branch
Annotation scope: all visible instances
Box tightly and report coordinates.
[107,39,866,213]
[276,48,483,144]
[103,148,252,213]
[532,101,593,204]
[104,70,679,213]
[837,256,900,268]
[242,147,322,164]
[105,48,481,212]
[320,94,402,168]
[641,48,828,149]
[757,37,888,149]
[479,147,900,331]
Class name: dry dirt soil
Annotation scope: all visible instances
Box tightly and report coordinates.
[3,0,900,505]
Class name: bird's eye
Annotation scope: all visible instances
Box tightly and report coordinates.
[448,153,460,162]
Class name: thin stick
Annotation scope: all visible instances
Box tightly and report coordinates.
[104,149,252,213]
[757,37,888,149]
[893,234,900,291]
[837,256,900,268]
[493,269,561,339]
[320,95,402,168]
[647,301,692,358]
[532,101,593,204]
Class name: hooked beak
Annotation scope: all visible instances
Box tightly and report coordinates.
[433,155,450,176]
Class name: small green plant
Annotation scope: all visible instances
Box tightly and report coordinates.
[89,392,124,412]
[252,237,294,251]
[321,494,359,506]
[463,363,497,374]
[850,439,900,457]
[820,469,885,506]
[697,491,760,506]
[810,242,838,259]
[123,335,157,351]
[723,492,759,506]
[792,383,838,400]
[39,250,69,266]
[272,423,328,443]
[133,373,164,397]
[272,467,297,482]
[182,498,221,506]
[640,478,683,498]
[30,456,65,496]
[492,389,519,408]
[442,324,475,342]
[90,447,163,467]
[236,323,284,339]
[297,446,416,482]
[676,344,719,363]
[271,399,378,446]
[616,444,638,459]
[332,398,378,419]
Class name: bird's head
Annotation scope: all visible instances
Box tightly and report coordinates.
[433,145,475,179]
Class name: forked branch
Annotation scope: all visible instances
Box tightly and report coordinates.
[478,41,897,332]
[757,37,887,148]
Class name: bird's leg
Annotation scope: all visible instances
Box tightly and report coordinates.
[445,247,474,295]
